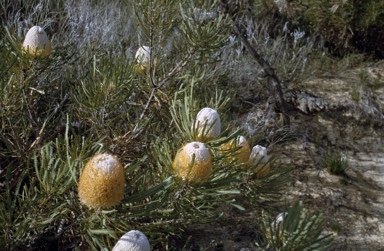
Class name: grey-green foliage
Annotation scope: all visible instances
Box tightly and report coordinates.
[257,201,333,251]
[0,119,102,250]
[132,0,232,81]
[1,27,71,161]
[71,53,140,140]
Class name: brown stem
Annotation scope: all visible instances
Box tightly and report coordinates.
[220,0,290,127]
[233,24,290,127]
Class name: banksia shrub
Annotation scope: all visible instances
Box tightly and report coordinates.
[220,135,251,166]
[135,46,152,73]
[193,107,221,142]
[22,26,52,57]
[113,230,150,251]
[172,141,212,184]
[249,145,270,177]
[78,153,125,209]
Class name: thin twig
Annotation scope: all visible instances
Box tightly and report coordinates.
[232,23,290,127]
[132,51,195,138]
[220,0,290,127]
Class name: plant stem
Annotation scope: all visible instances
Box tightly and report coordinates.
[219,0,290,127]
[232,23,290,127]
[132,51,195,138]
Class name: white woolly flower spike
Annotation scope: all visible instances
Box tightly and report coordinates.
[274,212,288,225]
[249,145,269,163]
[193,107,221,142]
[135,46,151,73]
[112,230,150,251]
[78,153,125,209]
[266,212,288,242]
[22,26,52,57]
[249,145,270,177]
[236,135,249,147]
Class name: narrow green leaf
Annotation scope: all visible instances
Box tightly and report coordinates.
[89,229,116,235]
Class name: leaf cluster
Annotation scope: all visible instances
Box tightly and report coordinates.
[257,201,333,251]
[322,151,349,176]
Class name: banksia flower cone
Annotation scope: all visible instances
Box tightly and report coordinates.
[220,135,251,166]
[249,145,270,177]
[78,153,125,209]
[113,230,150,251]
[22,26,52,57]
[193,107,221,142]
[172,142,212,184]
[135,46,151,73]
[266,212,288,243]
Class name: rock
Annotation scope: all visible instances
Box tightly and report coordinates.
[283,89,330,114]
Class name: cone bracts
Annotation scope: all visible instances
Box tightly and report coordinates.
[249,145,270,177]
[78,153,125,209]
[172,142,212,184]
[22,26,52,57]
[220,135,251,166]
[112,230,150,251]
[193,107,221,142]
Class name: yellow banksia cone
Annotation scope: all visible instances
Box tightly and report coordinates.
[172,142,212,184]
[22,26,52,57]
[220,135,251,166]
[78,153,125,209]
[249,145,270,177]
[193,107,221,142]
[112,230,150,251]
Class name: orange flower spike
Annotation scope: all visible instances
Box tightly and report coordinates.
[172,142,212,184]
[78,153,125,209]
[220,135,251,166]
